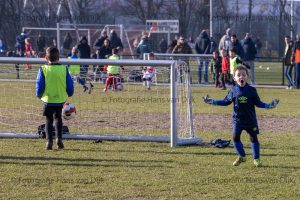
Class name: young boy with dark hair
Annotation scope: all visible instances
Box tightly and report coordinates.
[203,66,279,167]
[229,48,250,85]
[221,49,230,90]
[210,50,222,88]
[36,46,74,150]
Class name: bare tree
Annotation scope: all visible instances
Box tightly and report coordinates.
[119,0,167,23]
[175,0,197,36]
[278,0,289,56]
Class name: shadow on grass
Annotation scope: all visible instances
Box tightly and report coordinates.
[0,160,172,168]
[262,165,300,170]
[98,148,298,157]
[0,155,174,168]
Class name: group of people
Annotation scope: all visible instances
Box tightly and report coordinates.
[197,28,257,86]
[284,35,300,89]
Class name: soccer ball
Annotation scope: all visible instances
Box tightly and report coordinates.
[62,102,76,120]
[116,83,123,91]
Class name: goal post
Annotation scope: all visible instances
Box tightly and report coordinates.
[0,57,201,147]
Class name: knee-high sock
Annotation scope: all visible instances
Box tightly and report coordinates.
[233,141,246,157]
[251,142,260,159]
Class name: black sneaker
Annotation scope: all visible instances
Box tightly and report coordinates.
[83,85,88,92]
[88,83,94,94]
[56,139,64,149]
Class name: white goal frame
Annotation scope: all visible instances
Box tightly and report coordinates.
[0,57,201,147]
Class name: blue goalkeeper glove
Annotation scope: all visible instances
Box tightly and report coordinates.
[202,94,216,105]
[266,99,279,109]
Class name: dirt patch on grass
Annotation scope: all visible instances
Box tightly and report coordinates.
[195,114,300,134]
[71,112,300,134]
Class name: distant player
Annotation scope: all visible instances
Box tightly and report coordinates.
[103,48,124,92]
[203,66,279,167]
[68,47,93,94]
[142,52,155,90]
[36,46,74,150]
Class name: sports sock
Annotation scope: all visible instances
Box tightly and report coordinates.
[251,141,260,159]
[233,141,246,157]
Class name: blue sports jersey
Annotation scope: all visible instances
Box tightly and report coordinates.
[214,83,267,127]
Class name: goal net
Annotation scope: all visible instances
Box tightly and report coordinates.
[144,53,214,85]
[0,57,201,147]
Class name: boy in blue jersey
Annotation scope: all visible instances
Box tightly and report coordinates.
[36,47,74,150]
[203,66,279,167]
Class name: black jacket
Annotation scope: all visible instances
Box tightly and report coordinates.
[241,38,257,61]
[195,31,211,54]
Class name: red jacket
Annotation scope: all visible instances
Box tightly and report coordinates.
[221,56,230,74]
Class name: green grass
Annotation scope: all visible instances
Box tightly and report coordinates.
[0,84,300,199]
[0,132,299,200]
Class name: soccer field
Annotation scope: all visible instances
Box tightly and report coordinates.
[0,83,299,199]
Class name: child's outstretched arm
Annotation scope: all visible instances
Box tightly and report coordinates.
[256,99,279,109]
[202,94,232,106]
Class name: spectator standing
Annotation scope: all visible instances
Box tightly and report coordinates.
[284,35,294,89]
[241,33,257,84]
[195,30,211,84]
[97,39,112,59]
[62,32,73,55]
[229,34,244,59]
[76,36,91,90]
[97,39,112,82]
[218,28,232,52]
[172,36,193,55]
[37,33,46,53]
[254,36,263,57]
[292,33,300,89]
[136,35,152,60]
[210,37,218,54]
[94,30,108,50]
[109,30,123,52]
[172,36,193,83]
[167,40,177,53]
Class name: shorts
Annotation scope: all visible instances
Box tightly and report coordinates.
[43,105,63,118]
[232,124,259,135]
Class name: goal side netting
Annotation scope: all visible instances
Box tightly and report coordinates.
[0,57,201,147]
